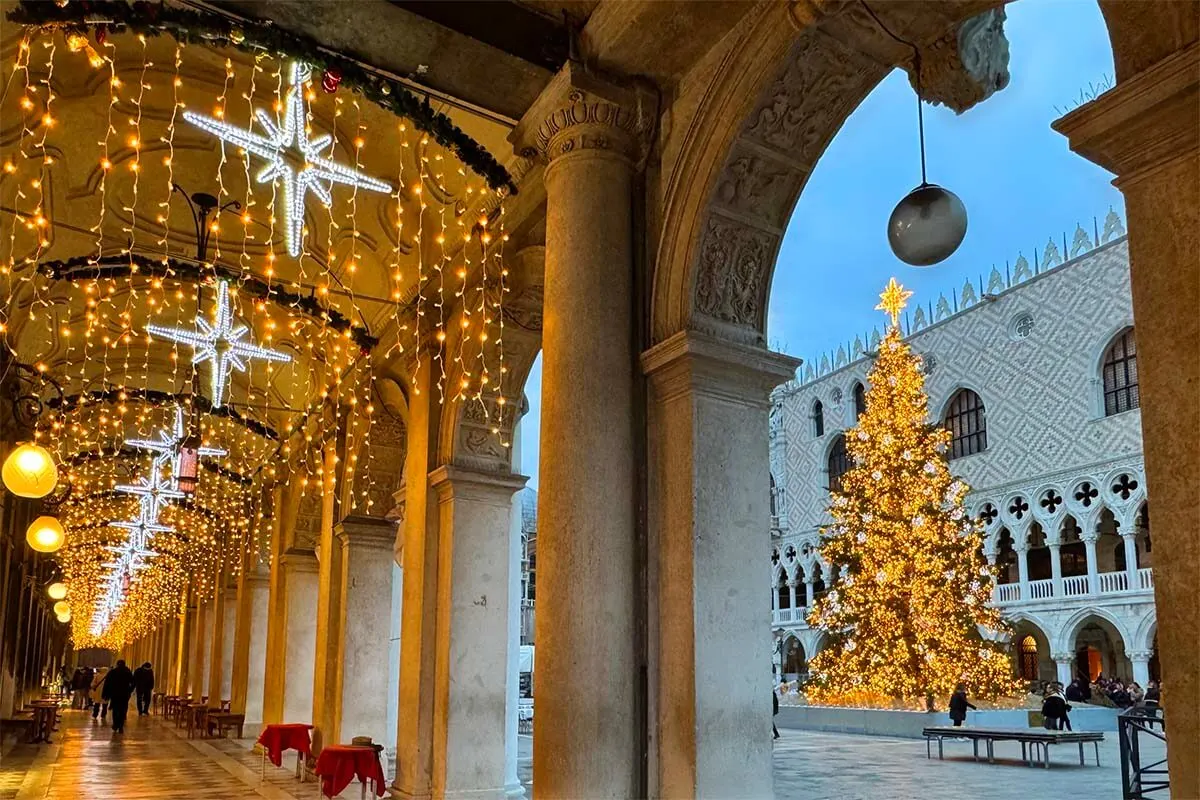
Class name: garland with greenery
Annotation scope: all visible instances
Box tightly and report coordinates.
[9,0,518,195]
[49,387,280,441]
[39,253,379,353]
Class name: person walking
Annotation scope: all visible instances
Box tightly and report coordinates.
[133,662,155,716]
[90,665,110,722]
[103,660,136,734]
[772,687,781,740]
[949,683,976,727]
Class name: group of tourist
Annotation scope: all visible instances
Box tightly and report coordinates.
[64,661,156,734]
[1068,674,1161,709]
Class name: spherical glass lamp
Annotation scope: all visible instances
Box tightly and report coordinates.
[2,442,58,498]
[26,516,65,554]
[887,183,968,267]
[47,582,68,600]
[56,610,70,623]
[53,600,70,616]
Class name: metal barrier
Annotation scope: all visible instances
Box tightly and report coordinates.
[1119,707,1168,800]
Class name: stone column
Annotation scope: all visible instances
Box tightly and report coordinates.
[804,578,815,609]
[1053,41,1198,796]
[429,466,527,799]
[281,551,320,724]
[240,566,271,725]
[1015,544,1030,601]
[510,62,647,799]
[1053,653,1075,686]
[188,601,207,697]
[219,587,236,703]
[1129,651,1152,687]
[788,580,799,612]
[311,439,345,753]
[1049,542,1064,597]
[1121,534,1139,589]
[642,332,799,798]
[504,432,525,798]
[172,609,189,696]
[1082,535,1100,596]
[335,516,395,751]
[207,579,228,706]
[261,483,292,725]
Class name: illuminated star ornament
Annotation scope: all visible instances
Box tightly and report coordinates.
[876,277,914,327]
[147,280,292,408]
[182,61,392,258]
[126,405,227,475]
[115,459,185,524]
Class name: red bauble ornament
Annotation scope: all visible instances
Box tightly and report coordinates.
[321,68,342,94]
[95,26,107,46]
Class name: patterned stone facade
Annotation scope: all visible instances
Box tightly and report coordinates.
[768,222,1157,686]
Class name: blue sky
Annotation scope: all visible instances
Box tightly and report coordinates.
[520,0,1120,488]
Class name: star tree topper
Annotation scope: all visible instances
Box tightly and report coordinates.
[876,277,914,328]
[182,61,391,258]
[147,280,292,408]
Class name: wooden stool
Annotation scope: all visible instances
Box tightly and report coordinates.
[206,711,245,738]
[186,703,208,738]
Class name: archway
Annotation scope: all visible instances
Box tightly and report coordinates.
[782,636,807,681]
[1008,617,1054,685]
[1068,614,1131,683]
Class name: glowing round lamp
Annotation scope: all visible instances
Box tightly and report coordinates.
[56,610,70,623]
[47,582,68,600]
[26,516,65,554]
[2,442,58,498]
[53,600,69,616]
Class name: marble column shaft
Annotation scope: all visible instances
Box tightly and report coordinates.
[281,551,320,724]
[511,62,646,799]
[188,601,208,697]
[261,483,291,724]
[1054,40,1198,796]
[311,440,345,753]
[642,331,798,799]
[207,578,228,705]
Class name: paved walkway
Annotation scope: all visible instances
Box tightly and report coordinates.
[3,710,1160,799]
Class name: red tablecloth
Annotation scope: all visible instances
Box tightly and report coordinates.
[314,745,386,798]
[256,723,313,767]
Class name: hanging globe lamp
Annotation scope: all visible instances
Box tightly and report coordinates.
[26,516,65,553]
[53,600,69,616]
[2,442,58,498]
[47,582,68,600]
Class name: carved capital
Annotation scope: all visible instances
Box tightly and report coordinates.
[909,8,1010,114]
[1127,650,1153,663]
[510,62,651,165]
[1052,652,1075,664]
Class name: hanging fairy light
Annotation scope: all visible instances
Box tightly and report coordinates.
[52,600,69,616]
[860,2,968,266]
[47,581,68,600]
[26,515,65,553]
[3,442,58,498]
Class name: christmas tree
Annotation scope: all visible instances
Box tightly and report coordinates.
[805,279,1017,707]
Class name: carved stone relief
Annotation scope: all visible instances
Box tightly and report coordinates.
[694,214,777,327]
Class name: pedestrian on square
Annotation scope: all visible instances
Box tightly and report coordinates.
[103,660,136,734]
[1144,680,1161,708]
[1065,678,1086,703]
[133,662,155,715]
[948,683,976,727]
[90,665,110,721]
[1041,684,1070,730]
[772,688,781,740]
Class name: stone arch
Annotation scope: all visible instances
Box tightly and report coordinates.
[1054,605,1133,654]
[648,0,1187,348]
[1133,610,1158,653]
[1006,612,1055,682]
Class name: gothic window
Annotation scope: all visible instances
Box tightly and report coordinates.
[945,389,987,459]
[1102,328,1139,416]
[853,382,867,419]
[1019,635,1040,681]
[826,434,849,492]
[776,572,791,610]
[811,400,825,437]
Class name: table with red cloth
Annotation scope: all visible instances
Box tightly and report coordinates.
[256,722,313,767]
[314,744,386,798]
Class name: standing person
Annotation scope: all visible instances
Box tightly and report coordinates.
[58,665,72,697]
[1065,678,1085,703]
[772,687,781,740]
[133,662,155,716]
[949,683,976,727]
[1042,684,1069,730]
[103,660,136,734]
[90,665,110,721]
[79,666,94,708]
[1144,680,1161,708]
[70,667,86,708]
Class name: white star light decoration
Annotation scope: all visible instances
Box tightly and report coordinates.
[182,61,391,258]
[115,459,185,524]
[146,280,292,408]
[126,405,227,475]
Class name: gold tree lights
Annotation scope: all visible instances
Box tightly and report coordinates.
[805,279,1019,707]
[0,23,514,647]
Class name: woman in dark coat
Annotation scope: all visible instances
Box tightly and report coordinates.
[102,660,136,734]
[949,683,976,727]
[772,689,781,740]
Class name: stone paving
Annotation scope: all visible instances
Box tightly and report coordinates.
[3,711,1165,799]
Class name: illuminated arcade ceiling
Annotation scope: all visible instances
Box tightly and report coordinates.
[0,17,516,646]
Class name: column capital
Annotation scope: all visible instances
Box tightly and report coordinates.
[334,515,397,553]
[510,61,653,165]
[1051,652,1075,664]
[641,330,800,407]
[429,465,528,507]
[1127,650,1154,662]
[1053,42,1199,186]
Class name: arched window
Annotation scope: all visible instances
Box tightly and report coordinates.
[827,434,849,492]
[1019,635,1040,681]
[945,389,987,459]
[811,400,825,437]
[853,382,867,419]
[776,572,791,610]
[1102,328,1139,416]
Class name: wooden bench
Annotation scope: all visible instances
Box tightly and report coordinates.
[922,726,1104,769]
[206,712,245,739]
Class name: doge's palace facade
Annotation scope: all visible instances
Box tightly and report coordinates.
[769,211,1156,690]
